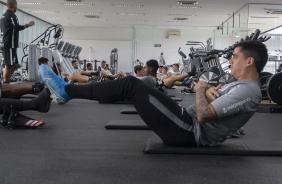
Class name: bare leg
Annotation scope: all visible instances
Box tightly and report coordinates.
[68,73,89,83]
[163,74,189,87]
[1,82,34,98]
[3,64,20,83]
[3,65,12,83]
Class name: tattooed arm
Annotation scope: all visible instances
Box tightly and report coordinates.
[194,81,218,123]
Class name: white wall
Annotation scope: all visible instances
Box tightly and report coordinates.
[63,26,215,72]
[63,39,133,72]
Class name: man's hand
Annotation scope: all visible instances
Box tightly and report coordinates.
[194,81,208,91]
[28,21,35,27]
[205,84,222,102]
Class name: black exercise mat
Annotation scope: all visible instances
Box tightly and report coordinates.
[167,94,176,97]
[105,120,150,130]
[172,97,182,102]
[256,104,282,113]
[99,100,131,104]
[121,108,138,114]
[100,97,181,104]
[143,139,282,156]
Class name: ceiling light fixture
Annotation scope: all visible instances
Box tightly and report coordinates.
[30,10,58,13]
[248,23,267,25]
[170,6,201,8]
[250,16,279,18]
[65,0,82,2]
[178,1,198,5]
[45,18,69,20]
[62,3,94,6]
[74,12,101,15]
[117,13,146,16]
[112,4,144,7]
[18,2,44,5]
[122,20,147,22]
[168,14,196,17]
[85,18,107,21]
[167,20,192,23]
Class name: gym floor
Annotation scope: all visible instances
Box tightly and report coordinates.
[0,88,282,184]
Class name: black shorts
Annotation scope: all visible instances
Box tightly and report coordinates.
[2,48,18,66]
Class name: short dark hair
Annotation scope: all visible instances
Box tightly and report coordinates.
[172,63,179,69]
[38,57,48,65]
[134,65,143,74]
[162,66,168,71]
[86,63,92,68]
[71,60,77,65]
[146,59,159,73]
[101,60,106,63]
[234,41,268,73]
[7,0,17,8]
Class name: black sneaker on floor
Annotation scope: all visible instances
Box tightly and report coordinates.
[7,106,45,129]
[0,105,10,128]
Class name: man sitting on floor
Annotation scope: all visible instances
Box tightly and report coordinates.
[58,58,99,83]
[38,40,267,147]
[134,65,145,78]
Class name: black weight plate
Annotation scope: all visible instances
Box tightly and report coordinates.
[259,72,273,87]
[218,73,236,85]
[198,71,219,87]
[266,72,282,105]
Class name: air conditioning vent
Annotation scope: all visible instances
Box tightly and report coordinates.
[266,10,282,14]
[178,1,198,5]
[65,0,82,2]
[85,15,100,19]
[173,17,188,21]
[168,31,181,36]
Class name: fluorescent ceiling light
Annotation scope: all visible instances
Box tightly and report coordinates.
[170,6,201,8]
[250,16,279,18]
[117,13,145,16]
[18,2,44,5]
[62,3,94,6]
[168,14,196,17]
[167,21,192,23]
[122,20,147,22]
[74,12,101,15]
[85,18,107,21]
[112,4,144,7]
[248,23,266,25]
[30,10,58,13]
[45,18,69,20]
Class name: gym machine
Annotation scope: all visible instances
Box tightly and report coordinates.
[110,48,118,74]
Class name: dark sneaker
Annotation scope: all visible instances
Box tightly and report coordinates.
[15,113,45,128]
[8,106,45,129]
[0,105,10,128]
[39,64,71,104]
[7,105,17,129]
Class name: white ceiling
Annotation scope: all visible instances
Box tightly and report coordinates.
[7,0,282,32]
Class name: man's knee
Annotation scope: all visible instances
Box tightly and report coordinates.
[12,63,21,69]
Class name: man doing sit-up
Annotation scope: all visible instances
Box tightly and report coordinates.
[38,41,267,147]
